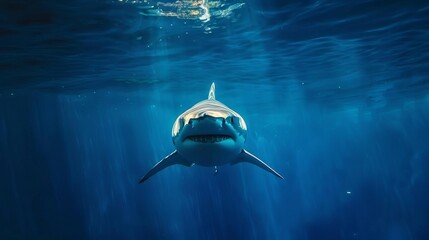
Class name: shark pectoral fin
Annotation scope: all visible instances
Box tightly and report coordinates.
[139,150,192,183]
[232,149,284,179]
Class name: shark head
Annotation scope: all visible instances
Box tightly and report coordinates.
[171,83,247,166]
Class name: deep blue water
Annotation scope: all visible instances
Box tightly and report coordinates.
[1,0,429,239]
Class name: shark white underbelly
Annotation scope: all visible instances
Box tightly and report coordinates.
[140,83,283,183]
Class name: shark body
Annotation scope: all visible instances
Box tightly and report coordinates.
[139,83,283,183]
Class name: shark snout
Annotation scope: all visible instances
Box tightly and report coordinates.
[189,115,238,128]
[188,115,223,128]
[180,116,236,141]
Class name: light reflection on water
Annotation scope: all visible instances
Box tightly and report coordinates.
[119,0,245,33]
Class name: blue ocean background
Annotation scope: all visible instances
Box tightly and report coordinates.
[1,0,429,239]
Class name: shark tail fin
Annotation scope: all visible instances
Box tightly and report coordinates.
[139,150,193,183]
[208,82,216,100]
[231,149,284,179]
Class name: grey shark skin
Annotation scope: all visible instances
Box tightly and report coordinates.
[139,83,284,183]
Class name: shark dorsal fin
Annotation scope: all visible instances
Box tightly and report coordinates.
[208,82,216,100]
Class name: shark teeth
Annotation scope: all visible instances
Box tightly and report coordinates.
[187,135,232,143]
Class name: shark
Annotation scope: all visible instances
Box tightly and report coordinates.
[139,83,283,183]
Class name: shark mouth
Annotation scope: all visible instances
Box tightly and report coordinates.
[186,135,232,143]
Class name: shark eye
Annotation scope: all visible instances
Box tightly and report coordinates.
[179,118,185,128]
[226,116,238,125]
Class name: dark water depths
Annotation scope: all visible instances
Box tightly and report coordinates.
[1,0,429,239]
